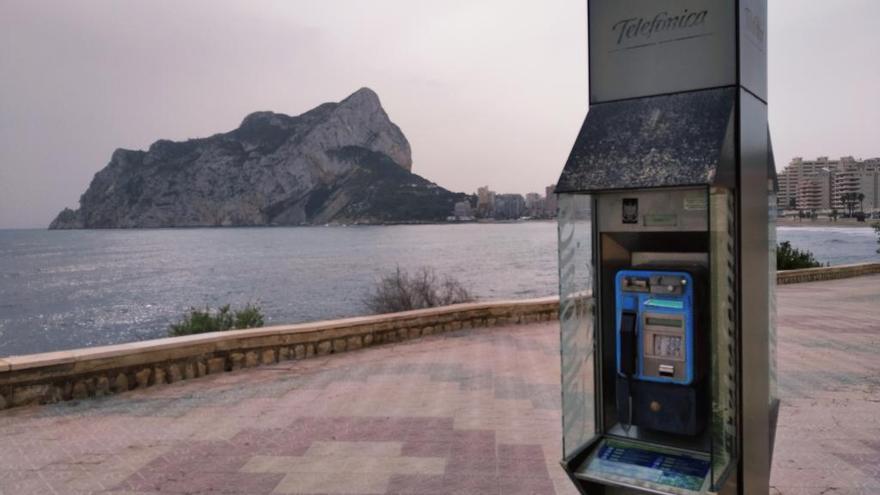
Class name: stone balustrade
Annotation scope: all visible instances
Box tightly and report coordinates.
[1,262,877,410]
[0,298,557,410]
[776,262,880,285]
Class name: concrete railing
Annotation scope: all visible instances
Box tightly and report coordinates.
[0,297,558,410]
[0,262,877,411]
[776,262,880,285]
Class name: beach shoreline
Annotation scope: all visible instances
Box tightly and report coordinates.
[778,218,877,229]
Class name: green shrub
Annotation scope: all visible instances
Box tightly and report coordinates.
[168,304,264,337]
[776,241,823,270]
[234,304,264,329]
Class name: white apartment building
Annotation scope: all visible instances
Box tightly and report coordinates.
[795,170,833,211]
[832,158,879,212]
[778,156,837,208]
[778,156,880,212]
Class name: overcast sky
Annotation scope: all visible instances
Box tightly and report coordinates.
[1,1,878,228]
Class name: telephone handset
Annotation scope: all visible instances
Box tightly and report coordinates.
[618,311,637,432]
[619,312,637,377]
[615,267,706,436]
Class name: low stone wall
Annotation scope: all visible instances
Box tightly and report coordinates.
[1,262,877,411]
[0,297,557,410]
[776,262,880,285]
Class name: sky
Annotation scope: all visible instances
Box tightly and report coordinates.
[1,1,879,228]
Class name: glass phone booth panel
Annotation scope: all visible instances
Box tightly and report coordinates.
[768,180,780,457]
[557,186,750,494]
[558,194,596,459]
[709,187,738,488]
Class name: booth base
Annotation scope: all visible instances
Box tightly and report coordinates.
[615,377,708,437]
[574,438,711,495]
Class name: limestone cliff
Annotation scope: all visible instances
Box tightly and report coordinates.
[50,88,464,228]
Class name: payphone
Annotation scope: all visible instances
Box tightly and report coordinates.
[554,1,777,492]
[615,268,706,437]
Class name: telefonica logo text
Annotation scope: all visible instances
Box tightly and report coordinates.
[612,9,709,46]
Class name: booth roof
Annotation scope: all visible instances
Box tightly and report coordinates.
[556,87,736,194]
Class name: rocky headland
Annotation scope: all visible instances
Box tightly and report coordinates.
[50,88,466,229]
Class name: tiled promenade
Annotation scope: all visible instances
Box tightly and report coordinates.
[0,275,878,495]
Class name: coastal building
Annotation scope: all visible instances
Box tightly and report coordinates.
[795,170,833,211]
[524,192,543,217]
[544,184,558,217]
[832,159,879,213]
[453,200,474,221]
[494,194,526,220]
[470,184,560,219]
[778,157,838,208]
[778,156,880,213]
[476,186,496,218]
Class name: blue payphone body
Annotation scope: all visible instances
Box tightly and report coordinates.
[615,268,706,436]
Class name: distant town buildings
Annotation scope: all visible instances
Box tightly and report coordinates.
[453,184,559,221]
[545,184,558,217]
[476,186,497,218]
[454,159,879,222]
[452,201,474,221]
[524,192,543,215]
[494,194,526,220]
[778,156,879,214]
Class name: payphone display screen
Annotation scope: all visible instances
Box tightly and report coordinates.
[646,317,683,328]
[653,335,684,358]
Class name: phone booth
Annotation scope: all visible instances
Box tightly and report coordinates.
[556,1,778,494]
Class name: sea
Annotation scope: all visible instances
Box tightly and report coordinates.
[0,222,876,356]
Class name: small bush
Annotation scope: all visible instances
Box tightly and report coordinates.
[168,304,264,337]
[234,304,264,329]
[364,266,474,314]
[776,241,823,270]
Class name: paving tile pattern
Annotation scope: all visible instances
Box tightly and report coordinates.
[770,274,880,495]
[0,324,569,495]
[0,275,878,494]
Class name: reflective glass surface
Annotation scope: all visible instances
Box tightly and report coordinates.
[769,186,778,408]
[709,187,738,488]
[558,194,596,458]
